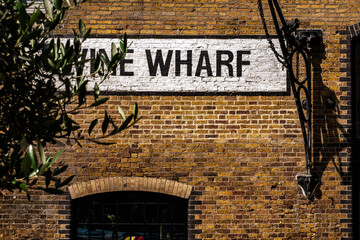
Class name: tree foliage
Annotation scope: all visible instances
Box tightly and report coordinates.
[0,0,139,198]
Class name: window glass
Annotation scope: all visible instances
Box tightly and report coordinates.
[355,40,360,139]
[72,191,188,240]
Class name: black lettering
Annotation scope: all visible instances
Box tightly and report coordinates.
[90,49,96,73]
[146,50,173,76]
[175,50,192,76]
[237,51,250,77]
[120,49,134,76]
[98,49,115,76]
[216,50,234,77]
[195,51,213,77]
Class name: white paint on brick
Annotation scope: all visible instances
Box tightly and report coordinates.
[76,37,287,93]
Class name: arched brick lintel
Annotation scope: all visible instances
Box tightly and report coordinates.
[68,177,193,200]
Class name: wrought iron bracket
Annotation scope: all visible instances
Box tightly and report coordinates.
[293,29,322,198]
[294,30,323,53]
[296,173,321,199]
[258,0,323,198]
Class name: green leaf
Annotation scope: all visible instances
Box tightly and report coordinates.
[64,77,71,96]
[48,11,62,31]
[73,37,81,54]
[82,28,91,40]
[93,54,101,74]
[54,0,63,10]
[72,29,78,38]
[37,141,46,164]
[63,45,74,62]
[28,144,37,170]
[21,154,32,176]
[101,110,109,134]
[120,41,125,54]
[39,163,50,175]
[61,56,68,68]
[28,8,41,28]
[60,42,65,56]
[47,58,56,68]
[111,42,117,57]
[93,82,100,101]
[120,33,127,53]
[133,102,138,120]
[77,80,88,106]
[18,55,31,61]
[15,0,22,10]
[29,170,38,178]
[98,65,104,77]
[54,39,59,60]
[100,52,109,65]
[19,183,29,194]
[79,19,86,37]
[20,137,29,153]
[43,0,53,20]
[107,52,120,71]
[18,3,27,31]
[48,149,65,168]
[63,62,72,75]
[21,28,42,46]
[118,106,126,121]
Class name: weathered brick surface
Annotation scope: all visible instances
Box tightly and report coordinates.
[1,0,360,239]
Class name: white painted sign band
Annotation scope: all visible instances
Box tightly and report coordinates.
[77,37,287,93]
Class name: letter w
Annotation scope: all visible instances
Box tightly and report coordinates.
[146,50,173,76]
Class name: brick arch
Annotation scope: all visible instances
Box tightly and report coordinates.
[68,177,193,199]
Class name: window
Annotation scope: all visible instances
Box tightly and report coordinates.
[355,39,360,139]
[354,38,360,240]
[72,191,188,240]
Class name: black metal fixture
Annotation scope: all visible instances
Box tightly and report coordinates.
[257,0,322,198]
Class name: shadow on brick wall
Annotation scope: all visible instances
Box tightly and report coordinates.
[312,43,347,199]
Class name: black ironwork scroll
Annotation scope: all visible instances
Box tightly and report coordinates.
[257,0,322,198]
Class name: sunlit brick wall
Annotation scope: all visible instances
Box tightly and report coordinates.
[1,0,359,239]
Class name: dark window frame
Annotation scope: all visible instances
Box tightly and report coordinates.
[71,191,188,240]
[353,37,360,240]
[355,39,360,139]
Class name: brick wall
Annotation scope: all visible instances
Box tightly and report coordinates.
[1,0,360,239]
